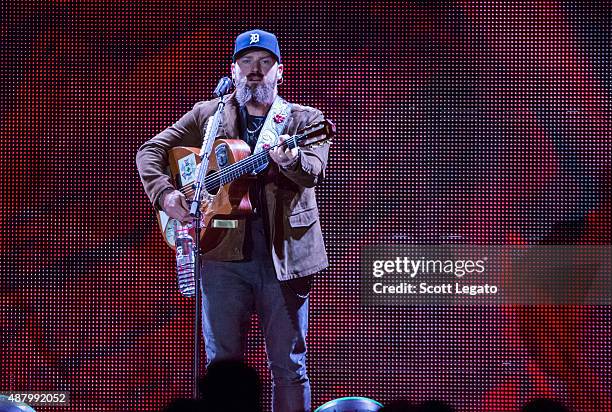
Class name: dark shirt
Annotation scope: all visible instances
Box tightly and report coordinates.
[238,106,271,258]
[243,113,266,152]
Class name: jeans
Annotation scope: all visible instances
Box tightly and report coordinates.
[201,216,311,412]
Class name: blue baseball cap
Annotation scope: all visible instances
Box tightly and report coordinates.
[233,29,281,63]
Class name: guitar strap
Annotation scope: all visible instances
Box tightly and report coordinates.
[199,115,214,157]
[199,94,230,157]
[251,95,292,174]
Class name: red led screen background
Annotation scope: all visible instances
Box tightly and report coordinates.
[1,1,610,411]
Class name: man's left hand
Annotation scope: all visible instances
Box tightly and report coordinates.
[269,134,299,168]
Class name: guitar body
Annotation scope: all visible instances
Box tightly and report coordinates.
[158,139,254,249]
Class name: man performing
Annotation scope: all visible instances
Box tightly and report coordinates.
[136,29,330,412]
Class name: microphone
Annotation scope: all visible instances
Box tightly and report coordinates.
[213,77,232,97]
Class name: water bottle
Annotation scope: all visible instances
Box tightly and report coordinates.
[175,221,196,297]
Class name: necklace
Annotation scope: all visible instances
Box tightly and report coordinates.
[247,122,264,135]
[246,117,265,148]
[246,117,265,135]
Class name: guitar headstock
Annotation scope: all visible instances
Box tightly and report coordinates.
[296,119,336,149]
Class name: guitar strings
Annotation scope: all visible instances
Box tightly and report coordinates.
[201,131,312,192]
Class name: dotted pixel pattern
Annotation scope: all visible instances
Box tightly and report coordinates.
[1,2,610,411]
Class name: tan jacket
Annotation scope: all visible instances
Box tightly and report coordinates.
[136,92,329,280]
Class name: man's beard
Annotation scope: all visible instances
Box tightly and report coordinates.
[235,77,276,107]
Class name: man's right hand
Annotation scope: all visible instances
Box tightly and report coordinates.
[161,190,194,223]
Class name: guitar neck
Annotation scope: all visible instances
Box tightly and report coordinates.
[204,135,303,193]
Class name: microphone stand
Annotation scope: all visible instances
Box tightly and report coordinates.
[192,200,202,400]
[189,77,231,399]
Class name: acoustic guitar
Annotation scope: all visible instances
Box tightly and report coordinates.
[157,119,335,250]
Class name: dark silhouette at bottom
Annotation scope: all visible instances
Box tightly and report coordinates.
[161,360,262,412]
